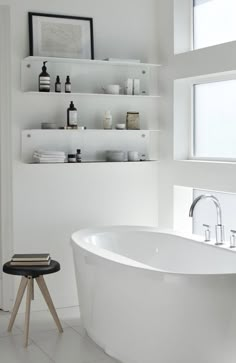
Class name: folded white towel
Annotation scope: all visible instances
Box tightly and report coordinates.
[34,153,65,159]
[34,150,66,157]
[34,157,66,163]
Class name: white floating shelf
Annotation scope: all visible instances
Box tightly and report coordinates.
[21,57,159,95]
[24,91,160,99]
[22,129,159,164]
[25,160,159,165]
[23,56,161,68]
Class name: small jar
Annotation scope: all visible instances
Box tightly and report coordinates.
[76,149,82,163]
[68,154,76,163]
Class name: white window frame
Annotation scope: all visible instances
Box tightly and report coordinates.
[174,0,194,54]
[174,70,236,162]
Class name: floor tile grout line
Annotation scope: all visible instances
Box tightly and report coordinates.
[69,324,88,338]
[30,336,57,363]
[69,326,115,359]
[0,331,23,340]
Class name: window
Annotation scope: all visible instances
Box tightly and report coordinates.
[193,80,236,159]
[194,0,236,49]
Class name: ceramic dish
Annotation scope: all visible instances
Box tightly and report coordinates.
[106,150,126,162]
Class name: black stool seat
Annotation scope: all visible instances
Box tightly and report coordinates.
[3,260,60,278]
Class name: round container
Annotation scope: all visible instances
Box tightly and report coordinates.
[128,151,139,161]
[68,154,77,163]
[103,85,121,95]
[41,122,57,129]
[106,150,126,162]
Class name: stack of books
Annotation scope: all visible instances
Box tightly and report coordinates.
[10,253,51,266]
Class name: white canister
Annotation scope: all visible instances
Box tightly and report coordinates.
[128,151,139,161]
[105,85,121,94]
[125,79,133,95]
[133,79,140,95]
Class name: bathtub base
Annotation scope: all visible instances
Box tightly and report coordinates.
[71,227,236,363]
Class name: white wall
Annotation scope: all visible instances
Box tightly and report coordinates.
[157,1,236,229]
[0,0,160,310]
[0,5,14,311]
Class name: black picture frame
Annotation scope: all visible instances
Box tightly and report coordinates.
[29,12,94,59]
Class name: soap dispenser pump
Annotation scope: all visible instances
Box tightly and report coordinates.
[39,61,50,92]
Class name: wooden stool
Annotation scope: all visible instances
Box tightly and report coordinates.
[3,260,63,347]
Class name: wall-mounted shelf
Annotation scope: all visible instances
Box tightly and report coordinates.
[23,56,161,68]
[21,56,160,96]
[26,160,159,165]
[21,129,159,164]
[21,56,160,163]
[24,91,160,99]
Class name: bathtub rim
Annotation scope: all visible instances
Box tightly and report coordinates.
[71,225,236,277]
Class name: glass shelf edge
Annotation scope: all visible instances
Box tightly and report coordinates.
[23,91,160,98]
[24,160,160,165]
[23,56,161,68]
[22,129,160,132]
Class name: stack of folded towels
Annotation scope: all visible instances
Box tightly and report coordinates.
[33,150,66,163]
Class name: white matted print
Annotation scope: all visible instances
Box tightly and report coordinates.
[29,13,94,59]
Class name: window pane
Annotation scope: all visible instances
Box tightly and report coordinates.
[194,0,236,49]
[194,80,236,159]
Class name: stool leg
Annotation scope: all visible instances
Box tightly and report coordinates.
[24,277,32,348]
[31,279,34,300]
[8,276,28,332]
[36,275,63,333]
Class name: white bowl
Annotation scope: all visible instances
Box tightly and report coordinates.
[106,150,126,162]
[41,122,57,129]
[115,123,126,130]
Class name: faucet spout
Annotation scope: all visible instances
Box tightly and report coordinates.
[189,194,224,245]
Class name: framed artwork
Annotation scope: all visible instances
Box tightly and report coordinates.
[28,12,94,59]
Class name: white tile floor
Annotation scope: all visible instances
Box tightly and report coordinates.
[0,307,118,363]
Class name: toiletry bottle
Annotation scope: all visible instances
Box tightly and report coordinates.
[55,76,61,93]
[103,110,112,129]
[67,101,78,128]
[39,61,50,92]
[65,76,71,93]
[76,149,82,162]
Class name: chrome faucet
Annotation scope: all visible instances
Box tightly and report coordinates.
[189,194,225,245]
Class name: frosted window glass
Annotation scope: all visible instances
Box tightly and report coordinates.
[194,81,236,159]
[194,0,236,49]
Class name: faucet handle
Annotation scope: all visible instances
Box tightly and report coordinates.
[203,224,211,242]
[230,230,236,248]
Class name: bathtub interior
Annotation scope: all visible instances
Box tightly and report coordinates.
[75,228,236,275]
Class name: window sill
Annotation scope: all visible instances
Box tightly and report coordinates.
[175,158,236,165]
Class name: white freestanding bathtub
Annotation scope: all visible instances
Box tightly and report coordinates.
[71,226,236,363]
